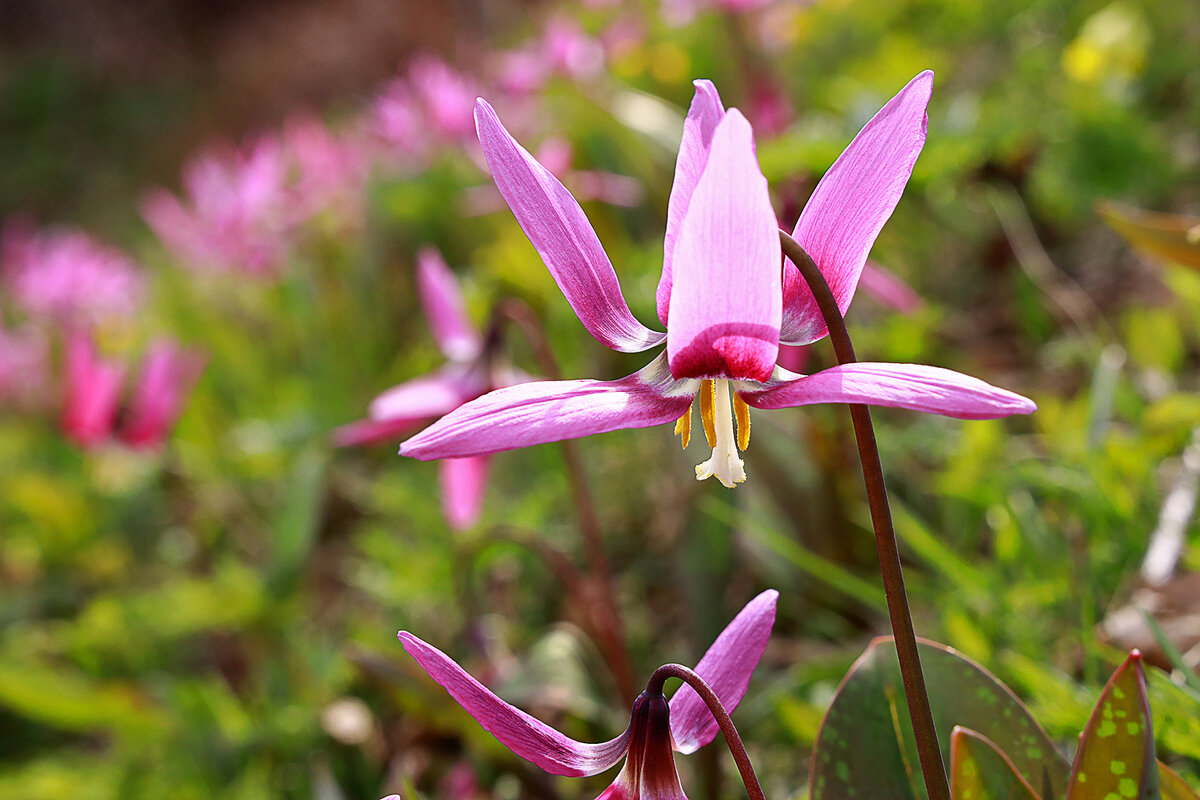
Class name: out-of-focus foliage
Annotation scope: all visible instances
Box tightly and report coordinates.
[2,0,1200,798]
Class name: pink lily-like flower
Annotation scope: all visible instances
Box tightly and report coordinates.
[120,340,207,449]
[402,73,1035,488]
[62,329,126,448]
[142,135,292,279]
[61,330,205,450]
[336,247,524,530]
[2,220,144,324]
[398,589,777,800]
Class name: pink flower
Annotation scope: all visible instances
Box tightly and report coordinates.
[542,16,605,80]
[62,330,126,448]
[409,56,480,142]
[282,112,370,227]
[0,321,48,409]
[60,329,204,450]
[142,135,292,278]
[119,340,207,449]
[2,220,144,323]
[398,590,777,799]
[401,73,1035,487]
[370,79,428,159]
[335,248,524,530]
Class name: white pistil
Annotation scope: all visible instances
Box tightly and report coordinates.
[695,379,746,488]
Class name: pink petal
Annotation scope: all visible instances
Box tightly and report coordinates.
[600,694,689,800]
[741,362,1037,419]
[858,260,924,314]
[669,589,778,754]
[398,632,631,776]
[120,340,206,449]
[780,71,934,344]
[657,80,726,326]
[368,364,489,424]
[331,416,425,447]
[474,99,664,353]
[666,110,781,382]
[417,247,482,361]
[400,354,694,460]
[61,330,125,447]
[439,456,490,530]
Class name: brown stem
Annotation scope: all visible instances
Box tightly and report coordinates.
[778,231,951,800]
[646,663,766,800]
[493,299,638,705]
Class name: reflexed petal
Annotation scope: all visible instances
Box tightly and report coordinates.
[475,99,665,353]
[369,364,489,423]
[666,110,781,382]
[741,362,1037,419]
[669,589,778,754]
[439,456,490,530]
[398,632,631,776]
[780,71,934,344]
[400,353,696,460]
[417,247,482,361]
[657,79,726,326]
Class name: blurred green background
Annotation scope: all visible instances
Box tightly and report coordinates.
[2,0,1200,798]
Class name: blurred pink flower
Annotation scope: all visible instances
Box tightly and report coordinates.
[409,56,480,141]
[142,136,293,278]
[370,79,428,159]
[858,260,925,315]
[283,112,371,227]
[119,340,207,449]
[62,329,126,448]
[2,219,144,323]
[542,16,605,80]
[0,321,48,409]
[335,247,527,530]
[61,329,204,450]
[748,78,793,138]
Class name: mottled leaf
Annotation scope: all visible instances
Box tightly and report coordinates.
[1066,651,1158,800]
[950,726,1042,800]
[1097,201,1200,269]
[809,637,1067,800]
[1158,762,1200,800]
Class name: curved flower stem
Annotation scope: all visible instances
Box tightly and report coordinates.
[492,299,638,705]
[778,231,951,800]
[646,663,766,800]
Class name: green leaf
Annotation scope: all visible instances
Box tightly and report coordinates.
[950,726,1042,800]
[1097,201,1200,270]
[1066,651,1158,800]
[810,637,1068,800]
[1158,763,1200,800]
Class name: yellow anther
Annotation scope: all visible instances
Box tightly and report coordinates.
[674,404,692,450]
[733,391,751,451]
[698,379,717,448]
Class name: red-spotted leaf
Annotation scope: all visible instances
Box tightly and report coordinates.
[1158,762,1200,800]
[1097,201,1200,270]
[1066,651,1158,800]
[950,726,1042,800]
[810,637,1068,800]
